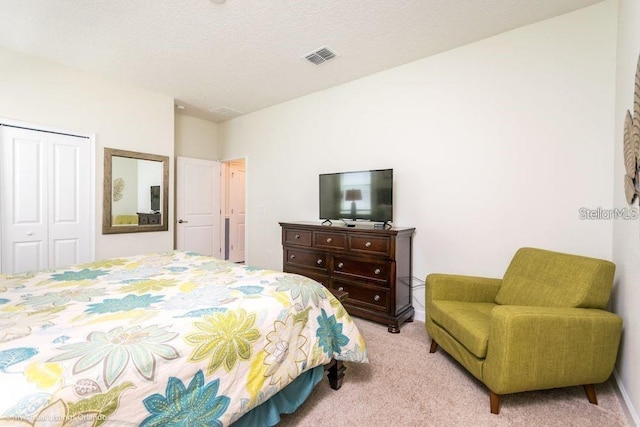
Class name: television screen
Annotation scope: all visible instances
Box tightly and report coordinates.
[150,185,161,212]
[319,169,393,223]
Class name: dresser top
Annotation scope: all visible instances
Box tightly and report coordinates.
[279,221,415,235]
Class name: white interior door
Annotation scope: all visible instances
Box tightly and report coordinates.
[176,157,221,257]
[228,162,245,263]
[0,126,92,274]
[48,133,92,269]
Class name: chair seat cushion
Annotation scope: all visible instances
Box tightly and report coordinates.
[430,300,496,358]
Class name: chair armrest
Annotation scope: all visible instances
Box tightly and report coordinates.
[483,306,623,395]
[426,273,502,303]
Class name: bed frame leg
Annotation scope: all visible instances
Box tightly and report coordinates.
[325,359,346,390]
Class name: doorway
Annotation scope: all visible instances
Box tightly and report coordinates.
[221,158,245,263]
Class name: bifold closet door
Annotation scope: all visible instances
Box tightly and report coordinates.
[0,126,92,274]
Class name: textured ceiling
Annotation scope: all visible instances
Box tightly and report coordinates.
[0,0,603,122]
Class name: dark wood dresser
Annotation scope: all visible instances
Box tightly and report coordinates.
[137,212,161,225]
[280,221,415,333]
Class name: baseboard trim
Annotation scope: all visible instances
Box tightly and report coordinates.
[611,370,639,426]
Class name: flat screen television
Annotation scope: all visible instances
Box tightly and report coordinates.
[150,185,161,212]
[319,169,393,223]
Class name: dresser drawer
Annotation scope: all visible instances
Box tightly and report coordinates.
[138,213,160,225]
[284,248,328,272]
[332,255,391,284]
[349,234,391,256]
[314,231,347,250]
[284,229,312,246]
[333,280,389,312]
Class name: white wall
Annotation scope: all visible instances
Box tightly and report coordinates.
[175,112,219,160]
[0,46,175,259]
[219,2,617,316]
[612,0,640,423]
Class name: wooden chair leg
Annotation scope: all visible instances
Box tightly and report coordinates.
[490,391,500,414]
[584,384,598,405]
[429,339,438,353]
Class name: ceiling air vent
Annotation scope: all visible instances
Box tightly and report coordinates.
[210,106,243,121]
[303,46,337,65]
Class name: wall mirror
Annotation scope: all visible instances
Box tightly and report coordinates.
[103,148,169,234]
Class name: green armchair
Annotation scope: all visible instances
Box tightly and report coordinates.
[425,247,622,414]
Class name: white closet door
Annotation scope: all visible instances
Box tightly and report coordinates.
[0,126,92,274]
[48,133,92,269]
[1,128,48,273]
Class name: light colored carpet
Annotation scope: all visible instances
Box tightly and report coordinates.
[279,318,629,427]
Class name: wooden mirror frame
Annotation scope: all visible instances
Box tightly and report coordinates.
[102,148,169,234]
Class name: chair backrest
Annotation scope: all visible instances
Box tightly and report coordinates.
[495,247,615,309]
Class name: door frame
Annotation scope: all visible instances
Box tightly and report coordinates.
[219,156,247,263]
[0,117,96,269]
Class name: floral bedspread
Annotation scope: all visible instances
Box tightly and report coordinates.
[0,251,368,426]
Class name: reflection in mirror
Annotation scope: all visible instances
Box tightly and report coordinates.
[103,148,169,234]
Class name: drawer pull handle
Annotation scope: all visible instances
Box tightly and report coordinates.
[365,241,372,248]
[374,268,381,275]
[338,287,344,291]
[317,259,323,265]
[326,237,332,243]
[290,254,296,260]
[374,295,380,302]
[294,234,300,239]
[337,262,344,268]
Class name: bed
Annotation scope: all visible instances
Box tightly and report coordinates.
[0,251,368,426]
